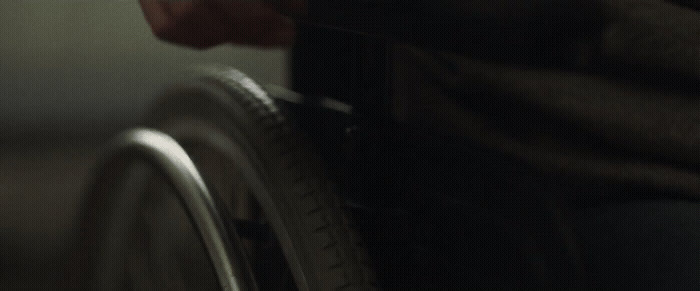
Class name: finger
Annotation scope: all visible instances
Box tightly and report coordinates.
[164,0,199,20]
[140,0,212,47]
[138,0,199,41]
[140,0,297,48]
[138,0,172,33]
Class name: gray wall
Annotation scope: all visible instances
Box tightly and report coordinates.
[0,2,288,288]
[0,1,288,139]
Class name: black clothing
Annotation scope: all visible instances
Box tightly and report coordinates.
[291,0,700,288]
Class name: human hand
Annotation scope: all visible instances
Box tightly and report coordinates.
[138,0,306,49]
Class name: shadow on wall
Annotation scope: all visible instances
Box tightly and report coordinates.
[0,1,288,141]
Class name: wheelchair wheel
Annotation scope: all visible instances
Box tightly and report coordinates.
[74,66,376,291]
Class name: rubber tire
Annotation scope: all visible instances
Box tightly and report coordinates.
[145,66,377,291]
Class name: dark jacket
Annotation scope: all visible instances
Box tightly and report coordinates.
[393,0,700,198]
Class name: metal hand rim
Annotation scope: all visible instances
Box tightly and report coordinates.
[99,128,251,291]
[162,119,309,291]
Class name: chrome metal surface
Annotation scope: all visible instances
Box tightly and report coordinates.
[263,84,353,115]
[158,65,312,290]
[162,118,309,291]
[100,128,255,291]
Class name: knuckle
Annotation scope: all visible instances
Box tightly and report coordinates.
[149,20,176,40]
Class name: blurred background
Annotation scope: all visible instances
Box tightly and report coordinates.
[0,1,287,288]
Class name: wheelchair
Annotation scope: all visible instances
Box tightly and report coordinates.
[71,2,700,290]
[73,61,381,290]
[71,60,573,290]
